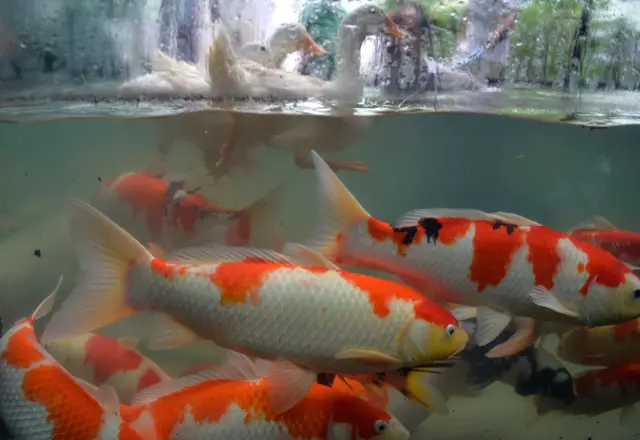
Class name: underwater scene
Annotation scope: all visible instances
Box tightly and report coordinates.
[1,0,640,439]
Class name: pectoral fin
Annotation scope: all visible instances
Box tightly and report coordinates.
[335,349,401,366]
[266,359,317,414]
[529,287,580,318]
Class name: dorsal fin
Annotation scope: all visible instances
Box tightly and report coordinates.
[490,212,542,227]
[130,351,261,406]
[281,243,341,270]
[568,216,618,234]
[395,208,496,227]
[165,245,297,265]
[395,208,541,228]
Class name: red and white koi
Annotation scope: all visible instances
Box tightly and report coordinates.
[0,276,144,440]
[569,216,640,268]
[44,333,171,405]
[41,198,468,414]
[302,150,640,356]
[557,318,640,367]
[123,352,410,440]
[92,171,284,255]
[535,362,640,425]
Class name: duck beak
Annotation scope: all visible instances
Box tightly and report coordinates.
[384,16,409,39]
[300,33,328,56]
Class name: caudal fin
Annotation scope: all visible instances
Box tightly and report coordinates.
[41,199,152,344]
[302,150,370,262]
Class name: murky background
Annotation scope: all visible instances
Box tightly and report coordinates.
[1,0,640,438]
[2,112,639,438]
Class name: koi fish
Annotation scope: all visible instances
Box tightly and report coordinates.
[44,333,171,405]
[91,171,285,255]
[535,362,640,425]
[0,276,144,440]
[124,351,410,440]
[302,150,640,356]
[569,216,640,268]
[41,198,469,415]
[557,318,640,367]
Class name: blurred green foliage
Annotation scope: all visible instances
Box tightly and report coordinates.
[378,0,639,88]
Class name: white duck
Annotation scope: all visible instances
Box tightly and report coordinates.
[207,4,407,103]
[238,23,326,69]
[118,22,326,98]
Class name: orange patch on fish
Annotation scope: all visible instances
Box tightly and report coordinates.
[612,319,640,342]
[22,365,103,438]
[525,228,562,290]
[469,221,525,292]
[150,259,185,280]
[431,218,473,245]
[571,237,630,296]
[113,173,170,238]
[574,362,640,397]
[1,325,47,369]
[138,368,164,392]
[209,263,281,306]
[84,334,144,385]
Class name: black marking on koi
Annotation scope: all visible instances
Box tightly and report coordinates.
[492,221,518,235]
[418,217,443,244]
[391,224,419,246]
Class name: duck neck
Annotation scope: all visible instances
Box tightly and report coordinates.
[334,25,366,83]
[269,48,289,69]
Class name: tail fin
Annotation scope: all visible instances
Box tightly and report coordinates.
[41,199,152,344]
[302,150,371,262]
[208,21,243,94]
[244,183,286,249]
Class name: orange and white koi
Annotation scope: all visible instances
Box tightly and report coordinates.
[535,362,640,425]
[569,216,640,268]
[124,352,410,440]
[302,150,640,356]
[557,318,640,367]
[91,171,284,255]
[0,276,144,440]
[41,198,468,414]
[45,333,171,405]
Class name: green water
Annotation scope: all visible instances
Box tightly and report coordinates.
[1,111,639,439]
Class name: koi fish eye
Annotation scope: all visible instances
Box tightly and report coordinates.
[374,420,388,433]
[445,324,456,336]
[634,289,640,299]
